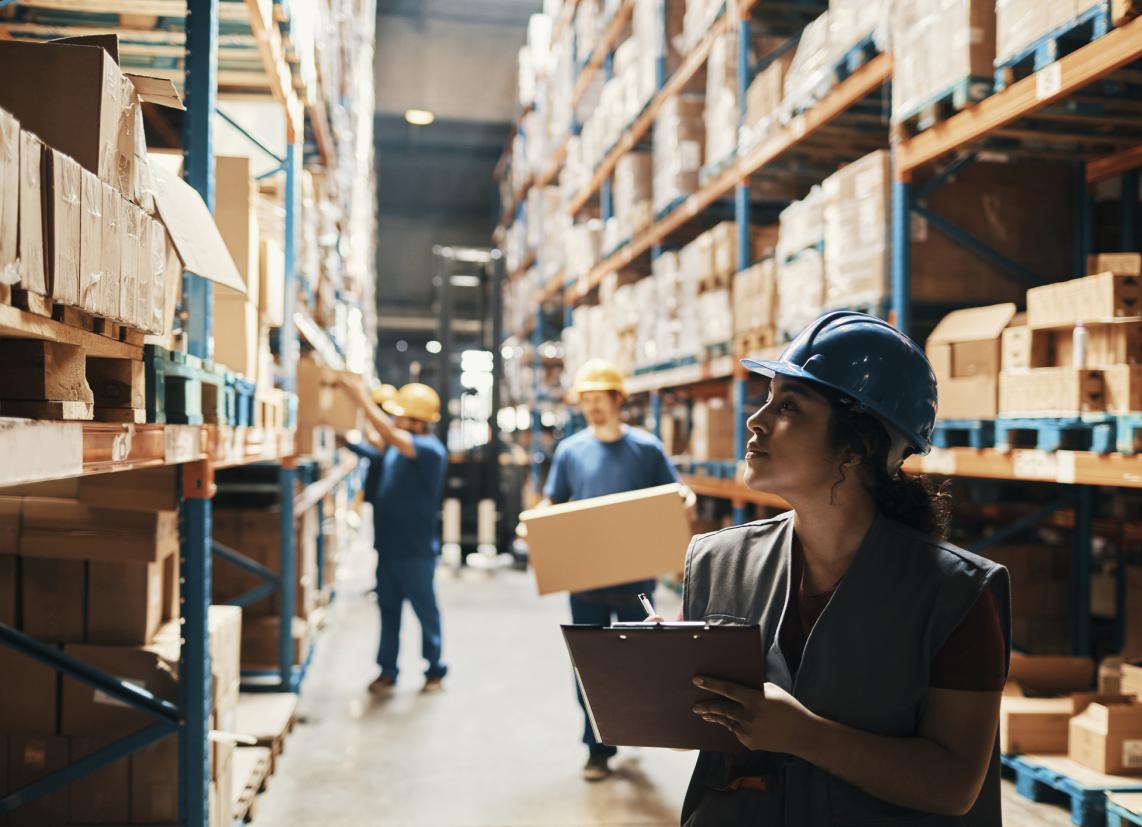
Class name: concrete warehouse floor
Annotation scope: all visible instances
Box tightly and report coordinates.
[255,532,1070,827]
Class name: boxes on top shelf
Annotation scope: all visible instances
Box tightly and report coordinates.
[705,22,739,169]
[18,129,46,296]
[822,150,890,309]
[1028,273,1142,330]
[0,108,18,289]
[783,11,833,115]
[653,93,705,216]
[741,49,794,150]
[927,303,1018,420]
[995,0,1088,68]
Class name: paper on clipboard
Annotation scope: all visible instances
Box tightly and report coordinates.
[562,623,766,752]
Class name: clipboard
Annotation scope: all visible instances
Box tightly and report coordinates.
[561,623,766,752]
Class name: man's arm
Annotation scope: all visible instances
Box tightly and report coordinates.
[339,377,417,458]
[341,438,383,461]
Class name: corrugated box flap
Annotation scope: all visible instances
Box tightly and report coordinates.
[928,302,1017,345]
[125,73,184,110]
[151,163,246,297]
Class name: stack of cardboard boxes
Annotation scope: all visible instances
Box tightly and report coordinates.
[984,542,1072,653]
[0,471,240,826]
[652,94,706,216]
[295,353,364,459]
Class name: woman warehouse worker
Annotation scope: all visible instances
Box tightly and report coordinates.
[677,310,1010,826]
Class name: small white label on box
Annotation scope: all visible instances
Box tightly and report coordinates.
[1124,739,1142,767]
[1036,63,1063,101]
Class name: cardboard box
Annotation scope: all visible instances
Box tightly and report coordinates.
[61,637,179,735]
[20,556,86,642]
[1069,700,1142,774]
[521,483,693,595]
[78,167,103,314]
[212,297,260,379]
[241,615,309,668]
[1089,253,1142,276]
[213,508,316,619]
[1102,365,1142,414]
[77,466,180,512]
[927,303,1017,419]
[18,129,45,295]
[1009,652,1094,694]
[6,736,68,826]
[136,213,156,334]
[1000,693,1127,755]
[20,499,179,563]
[0,554,15,626]
[119,198,142,326]
[998,367,1104,416]
[259,239,285,327]
[1103,657,1125,695]
[689,398,735,460]
[0,107,18,286]
[45,147,82,306]
[0,645,59,734]
[68,734,130,824]
[1123,662,1142,698]
[215,155,260,298]
[131,734,179,823]
[0,497,18,553]
[1028,273,1142,329]
[87,558,166,644]
[1001,316,1053,370]
[100,180,122,320]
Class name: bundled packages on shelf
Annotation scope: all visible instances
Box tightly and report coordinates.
[822,150,891,309]
[995,0,1090,69]
[0,473,240,827]
[732,259,778,357]
[565,219,604,286]
[704,22,740,170]
[740,49,794,150]
[521,13,553,111]
[608,151,653,249]
[632,0,687,108]
[775,187,826,342]
[653,94,706,215]
[681,0,724,53]
[891,0,996,125]
[782,12,835,116]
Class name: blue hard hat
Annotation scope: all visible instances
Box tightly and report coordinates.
[741,311,938,455]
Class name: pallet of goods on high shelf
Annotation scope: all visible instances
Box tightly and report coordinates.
[891,0,997,136]
[994,0,1115,91]
[0,473,241,827]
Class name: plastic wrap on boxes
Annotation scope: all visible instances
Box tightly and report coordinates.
[891,0,996,123]
[575,0,604,64]
[699,288,733,347]
[679,231,715,284]
[0,107,17,285]
[783,12,833,114]
[829,0,890,60]
[777,187,825,261]
[634,0,687,108]
[741,52,793,150]
[682,0,723,53]
[733,259,777,337]
[565,219,603,282]
[614,151,653,242]
[823,150,891,308]
[79,169,103,314]
[705,24,739,168]
[653,94,706,214]
[996,0,1082,67]
[777,248,825,342]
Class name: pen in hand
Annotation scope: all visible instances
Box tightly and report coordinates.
[638,593,665,623]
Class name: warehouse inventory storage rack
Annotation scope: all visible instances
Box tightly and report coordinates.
[497,0,1142,658]
[0,0,366,823]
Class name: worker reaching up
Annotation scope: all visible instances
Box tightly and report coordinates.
[525,358,697,781]
[340,378,449,695]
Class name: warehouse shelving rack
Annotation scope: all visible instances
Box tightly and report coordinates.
[0,0,366,822]
[500,0,1142,657]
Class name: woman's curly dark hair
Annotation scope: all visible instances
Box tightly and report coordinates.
[816,384,952,539]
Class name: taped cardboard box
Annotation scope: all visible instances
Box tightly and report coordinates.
[5,736,68,826]
[690,398,736,460]
[21,556,86,643]
[1070,699,1142,774]
[1001,692,1127,755]
[60,635,179,735]
[87,556,169,645]
[1090,253,1142,276]
[78,167,103,314]
[997,0,1086,66]
[19,499,179,563]
[215,155,261,298]
[1124,662,1142,697]
[928,303,1017,419]
[99,180,122,320]
[44,147,82,307]
[1028,273,1142,329]
[259,238,285,327]
[18,129,45,295]
[1103,365,1142,414]
[0,107,18,287]
[119,198,142,327]
[521,483,692,595]
[212,296,260,380]
[1009,652,1095,694]
[0,645,59,734]
[77,466,179,512]
[998,367,1105,417]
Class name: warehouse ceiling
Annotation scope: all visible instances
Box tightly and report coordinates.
[373,0,540,324]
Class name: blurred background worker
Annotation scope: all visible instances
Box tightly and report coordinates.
[341,380,450,694]
[528,358,697,781]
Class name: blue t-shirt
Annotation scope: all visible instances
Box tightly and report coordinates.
[347,435,448,558]
[544,427,679,599]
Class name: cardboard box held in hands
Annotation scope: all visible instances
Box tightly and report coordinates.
[521,483,692,596]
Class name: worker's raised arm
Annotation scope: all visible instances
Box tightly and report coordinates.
[339,376,417,459]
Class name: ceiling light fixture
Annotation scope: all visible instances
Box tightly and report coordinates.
[405,108,435,126]
[449,275,481,288]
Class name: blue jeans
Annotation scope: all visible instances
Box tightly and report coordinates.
[376,556,447,681]
[569,592,647,758]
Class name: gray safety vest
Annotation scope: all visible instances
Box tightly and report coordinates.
[681,511,1011,826]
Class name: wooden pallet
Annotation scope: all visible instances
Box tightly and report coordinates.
[1109,792,1142,826]
[890,75,994,140]
[255,390,288,430]
[995,3,1113,92]
[232,745,273,824]
[145,344,229,426]
[995,416,1118,452]
[235,692,299,775]
[932,419,996,450]
[1002,754,1142,827]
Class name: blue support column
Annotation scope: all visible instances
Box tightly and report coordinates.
[1122,170,1139,252]
[278,465,298,689]
[1072,486,1094,657]
[180,2,217,823]
[891,174,912,337]
[650,390,662,440]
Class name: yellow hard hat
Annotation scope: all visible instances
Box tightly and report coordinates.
[371,383,398,406]
[384,383,442,423]
[572,358,626,398]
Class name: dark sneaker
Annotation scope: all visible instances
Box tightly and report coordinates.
[369,675,396,695]
[582,754,612,782]
[422,675,445,693]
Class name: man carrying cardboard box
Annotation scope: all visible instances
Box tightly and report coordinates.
[340,379,449,695]
[522,358,696,781]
